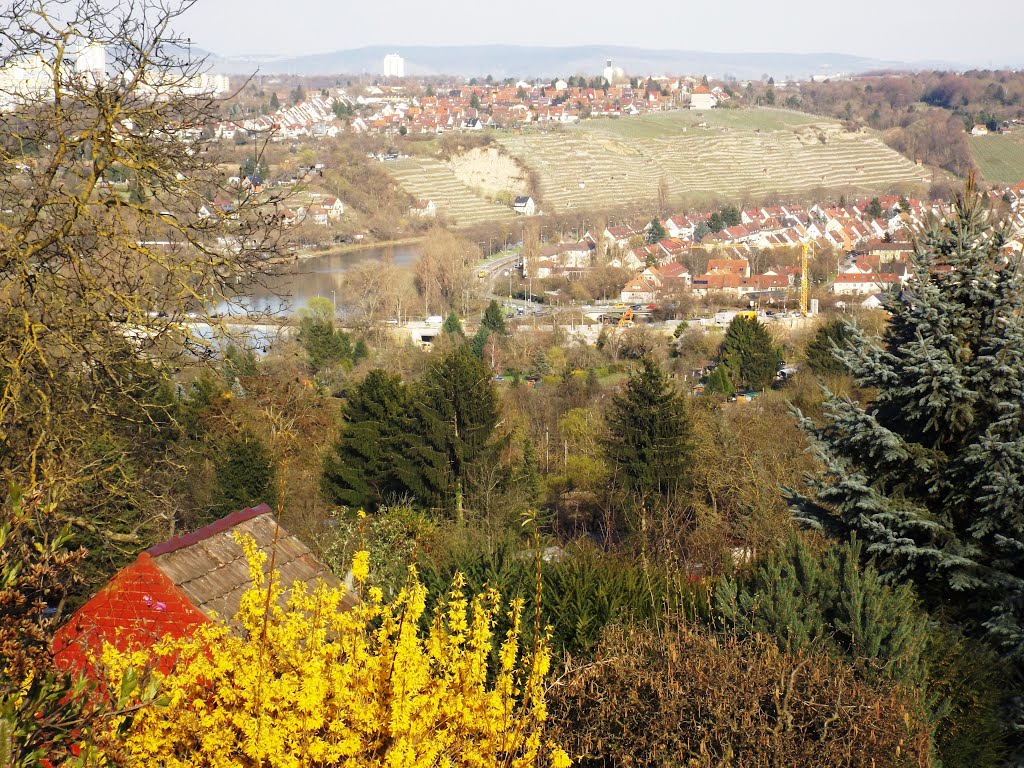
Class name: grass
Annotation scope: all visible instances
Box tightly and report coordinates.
[970,131,1024,184]
[573,107,820,139]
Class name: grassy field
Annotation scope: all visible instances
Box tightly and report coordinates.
[384,108,932,224]
[970,132,1024,184]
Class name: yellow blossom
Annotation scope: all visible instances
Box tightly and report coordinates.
[100,536,567,767]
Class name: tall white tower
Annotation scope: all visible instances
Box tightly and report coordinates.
[383,53,405,78]
[75,42,106,84]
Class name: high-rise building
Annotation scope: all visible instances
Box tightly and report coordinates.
[602,58,624,86]
[383,53,405,78]
[76,42,106,84]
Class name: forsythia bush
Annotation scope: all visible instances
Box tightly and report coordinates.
[102,537,570,768]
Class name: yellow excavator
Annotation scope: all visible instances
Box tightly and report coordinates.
[617,307,634,328]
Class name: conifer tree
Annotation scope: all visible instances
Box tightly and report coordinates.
[603,357,692,500]
[442,311,464,337]
[296,297,352,372]
[790,188,1024,670]
[406,345,503,519]
[718,315,781,390]
[704,365,734,396]
[322,370,414,510]
[213,431,276,514]
[481,299,508,336]
[716,536,928,685]
[805,318,854,377]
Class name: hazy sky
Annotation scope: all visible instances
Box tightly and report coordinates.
[177,0,1024,67]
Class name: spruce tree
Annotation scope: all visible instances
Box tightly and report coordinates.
[805,318,854,377]
[718,315,781,391]
[790,188,1024,669]
[213,431,276,514]
[442,311,464,337]
[704,365,734,396]
[296,297,352,372]
[322,369,414,510]
[603,357,692,500]
[405,344,503,519]
[715,536,928,686]
[480,299,508,336]
[645,217,667,244]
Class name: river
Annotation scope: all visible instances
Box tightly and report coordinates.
[213,242,422,317]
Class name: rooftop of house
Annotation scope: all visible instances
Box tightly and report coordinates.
[147,504,348,622]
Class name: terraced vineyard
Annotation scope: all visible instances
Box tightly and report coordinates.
[388,157,515,226]
[970,132,1024,184]
[384,109,930,225]
[500,112,929,213]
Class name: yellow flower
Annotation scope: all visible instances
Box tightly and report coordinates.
[99,536,565,767]
[351,550,370,583]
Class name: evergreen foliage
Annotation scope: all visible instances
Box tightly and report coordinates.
[715,536,928,685]
[805,318,855,377]
[296,297,353,372]
[480,299,508,336]
[718,315,782,391]
[603,357,692,500]
[442,311,464,337]
[322,370,414,510]
[406,346,503,516]
[704,365,735,396]
[212,431,276,514]
[789,190,1024,713]
[645,217,667,244]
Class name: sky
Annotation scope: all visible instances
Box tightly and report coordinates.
[177,0,1024,67]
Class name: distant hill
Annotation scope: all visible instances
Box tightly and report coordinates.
[205,45,955,81]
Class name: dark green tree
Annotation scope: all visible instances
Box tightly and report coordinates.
[296,297,353,372]
[789,190,1024,719]
[645,217,667,244]
[212,431,276,514]
[718,315,781,391]
[603,357,692,500]
[805,318,855,377]
[406,345,503,519]
[480,299,508,336]
[322,369,414,510]
[866,196,883,218]
[442,311,464,337]
[515,437,542,508]
[704,365,734,396]
[715,536,928,685]
[269,92,280,110]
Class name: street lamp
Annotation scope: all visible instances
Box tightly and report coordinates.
[331,290,336,311]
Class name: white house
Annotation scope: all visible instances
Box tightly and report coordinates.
[410,199,436,218]
[321,196,345,219]
[512,196,536,215]
[689,85,717,110]
[620,276,659,303]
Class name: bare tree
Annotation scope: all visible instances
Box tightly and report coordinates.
[413,226,477,316]
[0,0,283,543]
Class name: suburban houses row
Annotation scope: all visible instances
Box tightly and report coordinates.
[523,185,1024,304]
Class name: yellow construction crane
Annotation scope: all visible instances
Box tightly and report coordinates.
[693,238,813,315]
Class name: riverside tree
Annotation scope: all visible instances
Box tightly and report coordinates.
[790,188,1024,723]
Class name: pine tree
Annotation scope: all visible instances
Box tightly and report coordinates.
[645,217,667,244]
[213,431,276,514]
[297,297,352,372]
[481,299,508,336]
[704,365,734,396]
[322,370,414,510]
[790,188,1024,671]
[603,357,692,500]
[715,536,928,686]
[442,311,464,337]
[718,315,781,391]
[406,345,503,519]
[805,318,855,377]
